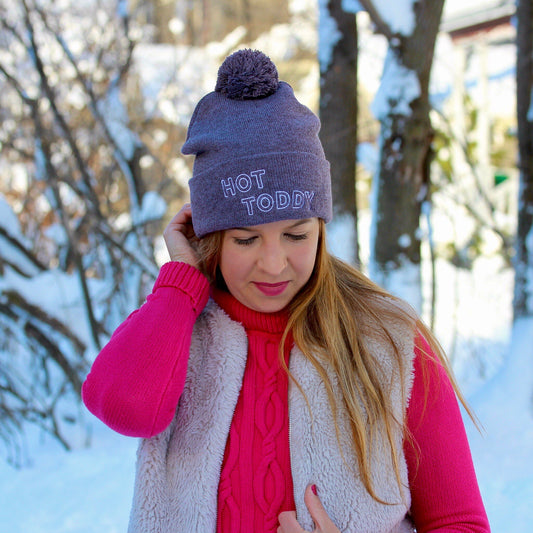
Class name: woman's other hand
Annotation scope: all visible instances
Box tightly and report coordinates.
[278,485,341,533]
[163,203,201,269]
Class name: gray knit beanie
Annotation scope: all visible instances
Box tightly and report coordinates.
[182,49,332,238]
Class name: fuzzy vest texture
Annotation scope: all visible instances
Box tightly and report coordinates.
[128,299,416,533]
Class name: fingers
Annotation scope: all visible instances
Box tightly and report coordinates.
[278,486,339,533]
[304,485,340,533]
[304,485,325,530]
[277,511,306,533]
[165,203,194,237]
[163,203,201,267]
[168,202,192,224]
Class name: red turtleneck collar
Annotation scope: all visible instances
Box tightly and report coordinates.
[212,288,289,335]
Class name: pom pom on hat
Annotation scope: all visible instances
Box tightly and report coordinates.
[215,49,279,100]
[183,48,332,237]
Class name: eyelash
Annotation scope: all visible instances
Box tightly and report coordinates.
[286,233,308,241]
[233,237,256,246]
[233,233,308,246]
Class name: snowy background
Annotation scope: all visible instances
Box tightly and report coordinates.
[1,0,532,532]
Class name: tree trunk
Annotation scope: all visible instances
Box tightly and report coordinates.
[319,0,359,266]
[514,0,533,320]
[369,0,444,311]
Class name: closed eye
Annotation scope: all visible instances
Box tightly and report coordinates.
[233,236,257,246]
[285,233,308,241]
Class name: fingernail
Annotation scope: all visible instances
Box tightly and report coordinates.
[311,484,318,495]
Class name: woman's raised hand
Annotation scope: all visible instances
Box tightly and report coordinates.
[278,485,341,533]
[163,203,201,269]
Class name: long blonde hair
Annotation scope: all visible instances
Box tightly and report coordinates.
[197,219,473,502]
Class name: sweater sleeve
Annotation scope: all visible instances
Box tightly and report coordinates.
[82,262,210,438]
[404,337,491,532]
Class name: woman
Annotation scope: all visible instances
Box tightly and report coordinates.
[82,49,490,533]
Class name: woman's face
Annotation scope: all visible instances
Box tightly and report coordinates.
[219,218,320,313]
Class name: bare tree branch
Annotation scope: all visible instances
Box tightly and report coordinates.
[0,294,87,356]
[34,6,145,213]
[0,227,48,273]
[28,93,102,350]
[357,0,395,41]
[0,0,163,454]
[434,107,514,259]
[21,0,103,215]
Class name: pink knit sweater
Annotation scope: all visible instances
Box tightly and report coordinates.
[82,262,490,532]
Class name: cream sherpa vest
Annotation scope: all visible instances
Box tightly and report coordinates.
[128,299,416,533]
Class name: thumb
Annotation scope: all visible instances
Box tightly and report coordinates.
[304,484,330,531]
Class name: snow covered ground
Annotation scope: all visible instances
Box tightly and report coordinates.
[1,252,531,532]
[0,421,137,533]
[467,317,533,533]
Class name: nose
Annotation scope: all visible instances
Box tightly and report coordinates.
[257,240,287,276]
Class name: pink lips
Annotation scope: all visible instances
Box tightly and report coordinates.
[253,281,289,296]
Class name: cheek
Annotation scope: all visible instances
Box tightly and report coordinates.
[293,242,319,278]
[220,254,236,285]
[219,245,252,285]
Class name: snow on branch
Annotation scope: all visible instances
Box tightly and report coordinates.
[0,0,168,457]
[357,0,395,41]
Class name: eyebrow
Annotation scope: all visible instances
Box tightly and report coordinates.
[232,219,313,232]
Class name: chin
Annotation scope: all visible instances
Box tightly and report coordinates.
[250,297,289,313]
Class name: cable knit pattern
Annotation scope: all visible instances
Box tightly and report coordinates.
[217,424,241,531]
[215,290,294,532]
[253,337,287,528]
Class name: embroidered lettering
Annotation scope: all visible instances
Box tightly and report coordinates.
[292,190,305,209]
[241,196,256,215]
[257,193,274,213]
[250,169,265,189]
[222,169,316,217]
[220,177,236,198]
[276,191,290,209]
[235,174,252,193]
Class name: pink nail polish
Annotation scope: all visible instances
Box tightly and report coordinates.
[311,484,318,495]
